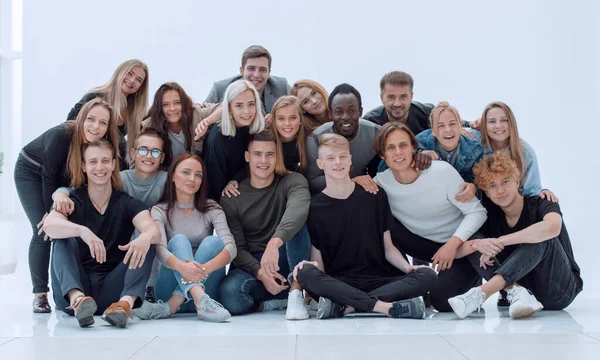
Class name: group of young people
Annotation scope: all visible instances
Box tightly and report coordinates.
[14,45,583,329]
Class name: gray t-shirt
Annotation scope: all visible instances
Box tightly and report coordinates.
[120,169,168,207]
[168,130,187,160]
[306,119,381,193]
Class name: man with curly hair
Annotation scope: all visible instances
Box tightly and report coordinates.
[447,151,583,320]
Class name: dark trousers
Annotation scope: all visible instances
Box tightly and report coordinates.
[50,237,155,315]
[218,225,311,315]
[467,237,582,310]
[390,218,482,312]
[14,155,51,293]
[296,264,438,312]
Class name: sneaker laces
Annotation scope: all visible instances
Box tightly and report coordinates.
[392,302,410,317]
[198,296,225,314]
[148,300,168,320]
[462,289,485,312]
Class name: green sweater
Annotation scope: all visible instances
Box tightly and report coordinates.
[220,173,310,276]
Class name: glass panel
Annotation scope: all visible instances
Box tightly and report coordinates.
[12,0,22,52]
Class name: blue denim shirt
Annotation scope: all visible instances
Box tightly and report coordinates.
[471,130,542,196]
[378,130,484,182]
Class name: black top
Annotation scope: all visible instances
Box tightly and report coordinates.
[21,124,72,211]
[282,138,300,172]
[68,187,148,274]
[307,186,396,281]
[481,196,583,289]
[67,92,128,170]
[203,124,250,201]
[363,102,434,135]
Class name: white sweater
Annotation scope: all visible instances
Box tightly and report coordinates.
[374,161,487,243]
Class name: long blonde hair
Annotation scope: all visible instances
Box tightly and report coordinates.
[68,98,121,189]
[221,80,265,137]
[480,101,526,181]
[91,59,149,166]
[270,96,308,175]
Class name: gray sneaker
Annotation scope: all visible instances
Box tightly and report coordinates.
[317,297,345,319]
[389,297,427,319]
[136,300,171,320]
[196,294,231,323]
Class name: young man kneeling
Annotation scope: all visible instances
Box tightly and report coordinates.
[448,151,583,319]
[294,134,438,319]
[43,140,161,328]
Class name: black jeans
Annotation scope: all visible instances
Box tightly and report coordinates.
[14,155,51,293]
[467,237,583,310]
[50,237,155,315]
[296,264,438,312]
[390,218,482,312]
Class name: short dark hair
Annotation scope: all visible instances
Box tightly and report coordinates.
[373,122,419,157]
[328,83,362,110]
[134,128,165,149]
[380,71,414,92]
[241,45,272,69]
[248,128,277,147]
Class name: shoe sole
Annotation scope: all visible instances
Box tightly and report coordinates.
[76,298,97,328]
[317,297,331,319]
[197,313,231,323]
[102,311,129,328]
[33,308,52,314]
[510,303,544,320]
[447,297,469,320]
[286,312,310,320]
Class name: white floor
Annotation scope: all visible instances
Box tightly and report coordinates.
[1,217,599,359]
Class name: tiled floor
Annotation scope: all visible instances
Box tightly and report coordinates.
[1,217,599,359]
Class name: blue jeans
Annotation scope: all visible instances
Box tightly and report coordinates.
[218,225,311,315]
[154,234,226,313]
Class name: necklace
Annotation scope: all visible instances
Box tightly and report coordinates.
[90,190,112,214]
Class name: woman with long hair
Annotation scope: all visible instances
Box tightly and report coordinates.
[203,79,265,200]
[270,95,308,175]
[142,82,221,168]
[290,79,330,135]
[15,98,120,313]
[135,152,235,323]
[66,59,149,170]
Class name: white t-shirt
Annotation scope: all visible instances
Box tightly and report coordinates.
[374,161,487,243]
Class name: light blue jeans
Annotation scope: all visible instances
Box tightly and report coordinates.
[154,234,226,313]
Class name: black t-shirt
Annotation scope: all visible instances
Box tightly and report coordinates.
[481,196,582,287]
[282,138,301,172]
[307,186,396,281]
[68,187,148,274]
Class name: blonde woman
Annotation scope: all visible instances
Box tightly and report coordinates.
[15,98,120,313]
[270,95,308,175]
[203,80,265,201]
[290,79,330,135]
[67,59,149,170]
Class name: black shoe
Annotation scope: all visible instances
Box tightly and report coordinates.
[497,290,510,307]
[145,286,157,303]
[389,297,426,319]
[317,297,345,319]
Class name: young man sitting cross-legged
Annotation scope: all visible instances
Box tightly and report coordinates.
[448,151,583,319]
[43,139,161,328]
[293,134,438,319]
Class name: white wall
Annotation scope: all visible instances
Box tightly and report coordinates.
[22,0,599,295]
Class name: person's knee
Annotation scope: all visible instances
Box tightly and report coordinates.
[415,267,439,290]
[218,273,252,315]
[199,235,224,252]
[167,234,191,251]
[295,263,319,286]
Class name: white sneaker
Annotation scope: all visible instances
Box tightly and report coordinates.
[448,287,486,319]
[506,286,543,319]
[286,289,309,320]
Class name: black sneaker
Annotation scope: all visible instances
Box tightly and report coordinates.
[145,286,157,303]
[317,297,345,319]
[497,290,510,307]
[389,297,426,319]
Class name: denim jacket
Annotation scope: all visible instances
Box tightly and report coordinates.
[471,130,542,196]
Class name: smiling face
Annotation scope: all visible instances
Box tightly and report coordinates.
[274,105,301,142]
[381,84,413,122]
[240,57,270,94]
[484,173,520,208]
[317,144,352,180]
[433,109,461,151]
[296,86,326,116]
[230,90,257,128]
[172,158,203,199]
[131,135,164,175]
[162,90,182,125]
[83,105,110,142]
[382,130,415,172]
[82,145,115,186]
[330,93,362,139]
[486,107,510,145]
[245,140,276,182]
[121,65,146,96]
